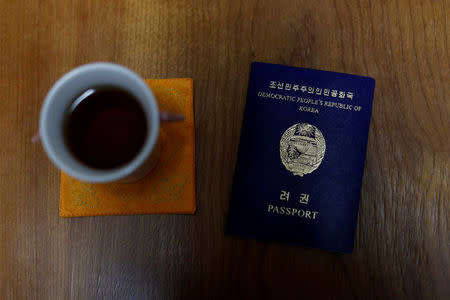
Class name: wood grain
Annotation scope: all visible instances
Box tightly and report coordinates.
[0,0,448,299]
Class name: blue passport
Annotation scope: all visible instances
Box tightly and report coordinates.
[226,62,375,252]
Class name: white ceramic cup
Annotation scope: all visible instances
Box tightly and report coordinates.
[39,62,160,183]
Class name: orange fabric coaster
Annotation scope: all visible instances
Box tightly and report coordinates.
[60,78,195,217]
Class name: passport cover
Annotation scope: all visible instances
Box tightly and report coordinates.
[226,62,375,252]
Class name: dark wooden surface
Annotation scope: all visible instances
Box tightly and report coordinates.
[0,0,449,299]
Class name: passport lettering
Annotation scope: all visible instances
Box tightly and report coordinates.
[267,205,319,219]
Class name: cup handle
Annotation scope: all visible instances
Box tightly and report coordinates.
[159,111,184,122]
[32,132,41,143]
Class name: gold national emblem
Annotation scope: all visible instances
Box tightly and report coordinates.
[280,123,326,176]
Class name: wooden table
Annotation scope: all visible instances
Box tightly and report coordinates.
[1,0,448,299]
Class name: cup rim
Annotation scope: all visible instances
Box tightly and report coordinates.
[39,62,159,183]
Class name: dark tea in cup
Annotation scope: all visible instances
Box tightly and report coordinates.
[65,87,148,169]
